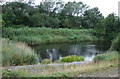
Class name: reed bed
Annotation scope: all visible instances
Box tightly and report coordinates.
[2,27,100,44]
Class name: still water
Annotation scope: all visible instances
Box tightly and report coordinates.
[30,41,111,62]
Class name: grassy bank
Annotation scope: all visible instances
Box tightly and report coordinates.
[2,51,119,77]
[2,27,101,44]
[1,38,39,66]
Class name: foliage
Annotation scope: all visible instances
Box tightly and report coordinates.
[63,19,72,28]
[2,70,34,77]
[83,7,104,28]
[30,13,60,28]
[94,51,118,62]
[2,27,99,44]
[1,38,39,66]
[2,1,119,32]
[106,14,120,40]
[93,19,106,36]
[38,0,64,15]
[110,33,120,51]
[2,1,104,29]
[60,55,85,63]
[41,59,52,64]
[94,13,120,40]
[2,2,34,26]
[2,70,24,77]
[62,1,88,16]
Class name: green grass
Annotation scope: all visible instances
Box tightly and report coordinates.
[1,38,39,66]
[2,26,100,44]
[2,70,26,77]
[60,55,85,63]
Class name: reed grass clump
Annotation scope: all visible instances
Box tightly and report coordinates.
[2,38,39,66]
[60,55,85,63]
[93,51,118,62]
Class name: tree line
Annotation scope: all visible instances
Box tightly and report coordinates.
[2,0,104,28]
[1,0,120,40]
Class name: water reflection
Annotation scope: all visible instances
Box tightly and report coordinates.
[30,41,111,62]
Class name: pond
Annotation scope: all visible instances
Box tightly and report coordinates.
[30,41,111,62]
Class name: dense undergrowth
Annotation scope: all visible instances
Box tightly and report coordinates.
[1,38,39,66]
[110,33,120,51]
[2,27,101,44]
[93,51,118,62]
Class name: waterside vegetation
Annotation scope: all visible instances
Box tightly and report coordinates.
[2,51,119,77]
[1,0,120,77]
[2,27,100,44]
[1,38,39,66]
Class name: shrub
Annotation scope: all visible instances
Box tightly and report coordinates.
[110,34,120,51]
[94,51,118,62]
[41,59,52,64]
[93,54,107,61]
[60,55,85,63]
[2,38,39,66]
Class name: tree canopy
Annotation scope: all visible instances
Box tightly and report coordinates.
[2,1,120,39]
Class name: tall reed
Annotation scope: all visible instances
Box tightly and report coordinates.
[1,38,39,66]
[2,26,100,44]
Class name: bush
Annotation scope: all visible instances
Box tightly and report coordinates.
[41,59,52,64]
[93,54,107,61]
[1,38,39,66]
[110,34,120,51]
[60,55,85,63]
[94,51,118,62]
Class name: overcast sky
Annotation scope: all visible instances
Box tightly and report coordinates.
[34,0,120,17]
